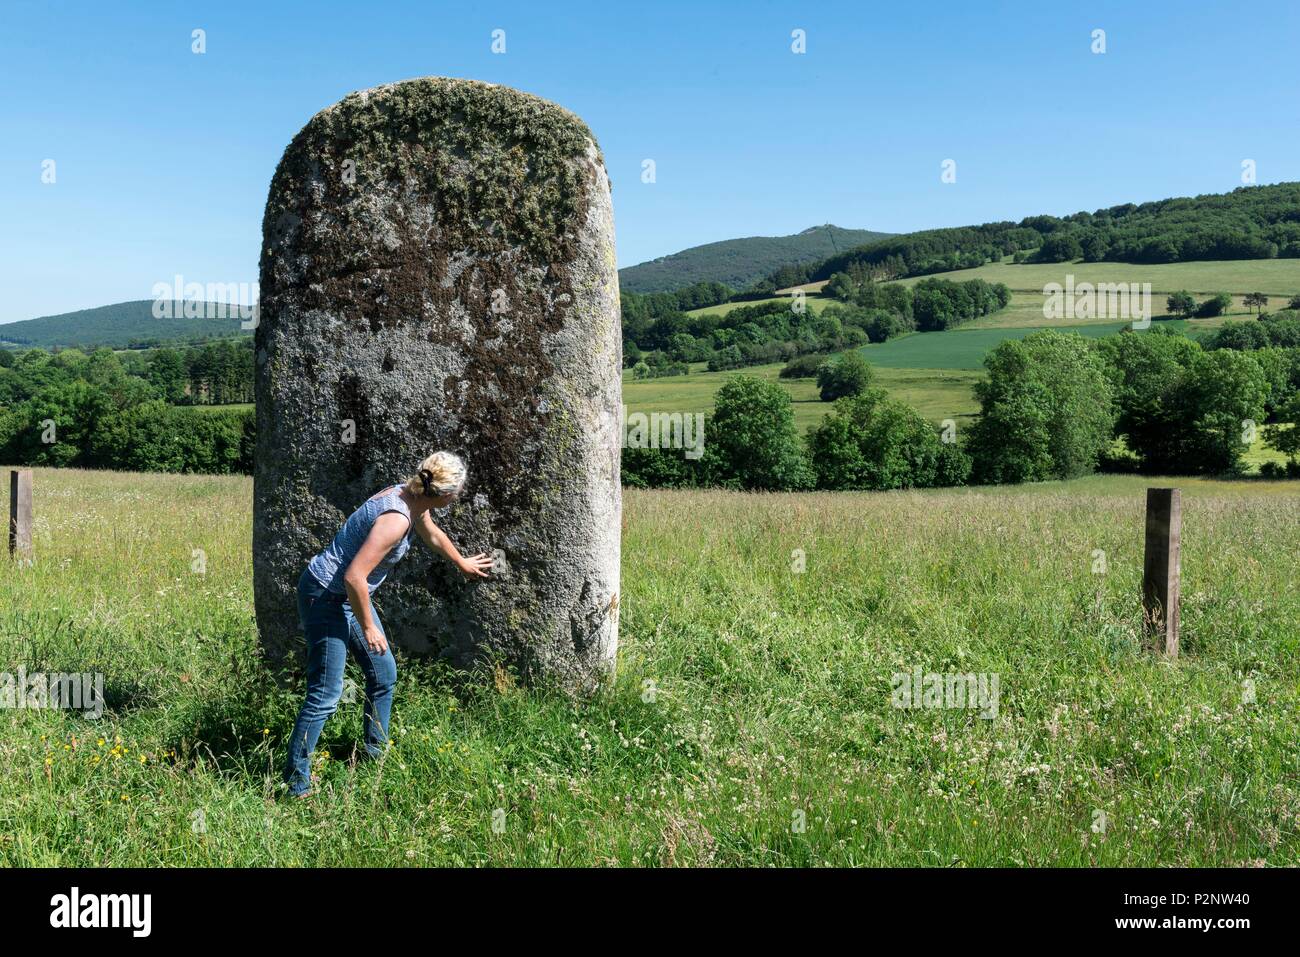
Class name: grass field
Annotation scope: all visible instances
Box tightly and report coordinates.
[1,467,1297,866]
[686,295,834,318]
[624,362,983,431]
[963,291,1262,332]
[705,289,1255,333]
[781,258,1300,298]
[893,258,1300,296]
[190,403,253,414]
[857,322,1141,370]
[750,259,1300,328]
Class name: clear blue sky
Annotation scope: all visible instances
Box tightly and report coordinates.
[1,0,1297,323]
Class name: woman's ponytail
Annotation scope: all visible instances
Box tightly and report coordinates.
[407,452,467,499]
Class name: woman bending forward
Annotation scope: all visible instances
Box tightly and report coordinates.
[284,451,492,797]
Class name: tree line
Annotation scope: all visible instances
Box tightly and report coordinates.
[752,183,1300,291]
[0,344,253,474]
[0,339,254,407]
[827,273,1012,332]
[5,308,1297,485]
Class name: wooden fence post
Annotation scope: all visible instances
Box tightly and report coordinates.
[9,469,33,562]
[1142,487,1180,658]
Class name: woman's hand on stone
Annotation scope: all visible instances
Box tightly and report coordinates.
[458,553,494,579]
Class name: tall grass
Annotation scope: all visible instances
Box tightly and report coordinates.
[1,468,1297,865]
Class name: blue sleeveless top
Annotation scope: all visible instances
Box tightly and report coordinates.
[307,485,413,595]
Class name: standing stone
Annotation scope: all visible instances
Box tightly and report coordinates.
[253,78,621,693]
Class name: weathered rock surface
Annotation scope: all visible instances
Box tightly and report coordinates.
[253,77,621,692]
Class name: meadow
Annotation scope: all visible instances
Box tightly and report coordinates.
[781,257,1300,298]
[893,258,1300,296]
[625,362,983,431]
[695,288,1255,332]
[192,402,254,414]
[716,257,1300,325]
[963,291,1253,331]
[856,320,1134,370]
[1,467,1297,866]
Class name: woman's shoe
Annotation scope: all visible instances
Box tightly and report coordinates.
[287,773,320,799]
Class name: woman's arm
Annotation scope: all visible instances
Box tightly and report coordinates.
[342,512,409,654]
[414,511,493,578]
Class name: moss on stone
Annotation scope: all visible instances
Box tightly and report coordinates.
[264,77,600,272]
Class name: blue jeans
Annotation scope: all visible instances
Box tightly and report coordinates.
[283,567,397,796]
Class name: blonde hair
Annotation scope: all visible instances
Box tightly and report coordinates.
[406,451,467,499]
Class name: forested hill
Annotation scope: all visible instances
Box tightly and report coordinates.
[0,300,249,350]
[766,182,1300,290]
[619,224,894,294]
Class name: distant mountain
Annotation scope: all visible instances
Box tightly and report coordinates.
[618,225,894,294]
[0,300,250,350]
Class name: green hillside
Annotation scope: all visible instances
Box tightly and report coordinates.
[0,300,251,350]
[857,321,1136,369]
[618,224,893,294]
[764,182,1300,290]
[625,252,1296,475]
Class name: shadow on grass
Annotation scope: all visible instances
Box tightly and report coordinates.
[160,650,482,782]
[5,667,156,718]
[160,646,296,781]
[100,675,155,715]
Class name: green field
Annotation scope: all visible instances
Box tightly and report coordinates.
[894,258,1300,296]
[694,260,1299,330]
[2,467,1297,866]
[964,291,1263,332]
[781,257,1300,298]
[686,295,833,318]
[757,258,1300,325]
[624,362,983,431]
[707,290,1239,331]
[857,322,1143,370]
[190,403,254,414]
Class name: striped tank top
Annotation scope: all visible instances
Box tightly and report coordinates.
[307,485,413,595]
